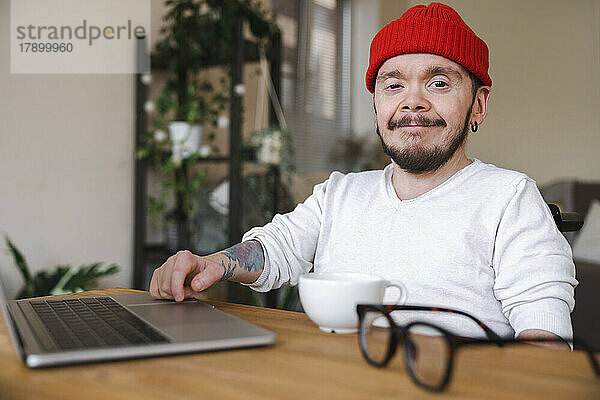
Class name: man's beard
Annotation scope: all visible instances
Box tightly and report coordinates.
[376,111,471,174]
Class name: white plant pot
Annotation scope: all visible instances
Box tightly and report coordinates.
[256,131,282,165]
[168,122,204,162]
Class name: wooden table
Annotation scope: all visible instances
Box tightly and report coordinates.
[1,289,598,400]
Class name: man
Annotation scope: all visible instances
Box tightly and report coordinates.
[150,3,576,348]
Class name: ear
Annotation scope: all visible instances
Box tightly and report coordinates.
[470,86,491,126]
[373,94,378,114]
[373,96,378,129]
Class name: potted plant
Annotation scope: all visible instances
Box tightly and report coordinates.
[151,0,232,163]
[4,236,119,299]
[154,79,228,164]
[138,0,280,252]
[138,0,231,252]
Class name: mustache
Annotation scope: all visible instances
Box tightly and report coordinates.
[388,115,447,130]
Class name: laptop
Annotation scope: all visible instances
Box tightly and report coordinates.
[0,277,276,368]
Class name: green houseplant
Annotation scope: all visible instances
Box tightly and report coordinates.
[4,236,119,299]
[138,0,231,252]
[138,0,280,252]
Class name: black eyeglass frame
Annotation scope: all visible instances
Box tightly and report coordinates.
[356,304,600,392]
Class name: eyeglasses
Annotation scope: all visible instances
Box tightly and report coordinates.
[356,304,600,392]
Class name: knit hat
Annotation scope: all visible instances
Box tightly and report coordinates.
[366,2,491,93]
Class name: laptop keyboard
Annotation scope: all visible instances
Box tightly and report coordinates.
[29,297,169,350]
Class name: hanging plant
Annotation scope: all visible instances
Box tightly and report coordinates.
[138,0,280,232]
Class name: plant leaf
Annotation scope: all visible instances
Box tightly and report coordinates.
[23,267,69,299]
[51,263,120,294]
[17,263,119,299]
[4,236,34,297]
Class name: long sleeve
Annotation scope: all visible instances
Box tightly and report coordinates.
[492,177,578,341]
[239,174,333,292]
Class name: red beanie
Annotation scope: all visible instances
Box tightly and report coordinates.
[366,2,492,93]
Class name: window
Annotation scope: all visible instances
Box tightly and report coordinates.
[272,0,351,173]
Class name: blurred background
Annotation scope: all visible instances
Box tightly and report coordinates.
[1,0,599,312]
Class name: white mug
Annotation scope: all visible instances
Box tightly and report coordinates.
[298,272,407,334]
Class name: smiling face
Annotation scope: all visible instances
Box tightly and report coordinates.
[374,53,490,174]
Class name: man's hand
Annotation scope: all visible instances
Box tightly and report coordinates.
[149,241,265,302]
[149,250,224,302]
[517,329,570,350]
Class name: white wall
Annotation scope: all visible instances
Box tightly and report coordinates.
[0,0,135,298]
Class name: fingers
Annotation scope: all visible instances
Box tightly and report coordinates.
[150,252,179,300]
[191,261,224,292]
[149,256,173,299]
[171,251,198,302]
[149,269,158,298]
[149,250,216,301]
[149,250,224,301]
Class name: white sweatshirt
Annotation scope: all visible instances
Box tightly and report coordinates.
[241,159,577,340]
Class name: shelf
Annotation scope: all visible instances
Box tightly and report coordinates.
[151,39,265,71]
[133,15,283,309]
[155,153,231,163]
[196,156,230,162]
[152,151,255,164]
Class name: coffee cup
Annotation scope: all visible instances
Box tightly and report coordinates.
[298,272,407,334]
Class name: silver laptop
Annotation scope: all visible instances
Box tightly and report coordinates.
[1,278,276,368]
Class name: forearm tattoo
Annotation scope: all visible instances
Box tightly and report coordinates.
[218,240,265,281]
